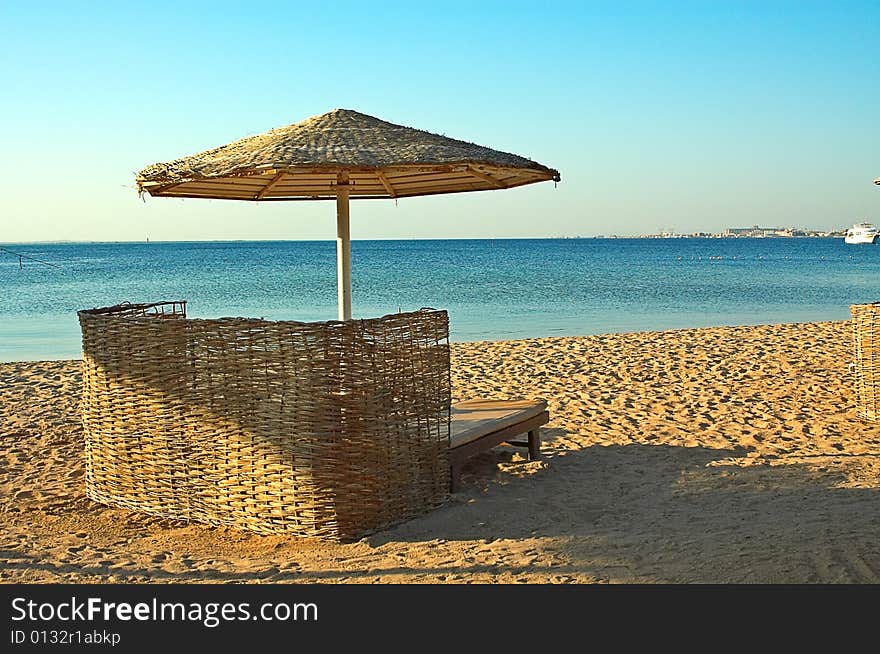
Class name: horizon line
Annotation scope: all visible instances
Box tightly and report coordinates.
[0,234,848,246]
[1,236,608,245]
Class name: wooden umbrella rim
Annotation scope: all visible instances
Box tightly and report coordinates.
[139,163,559,201]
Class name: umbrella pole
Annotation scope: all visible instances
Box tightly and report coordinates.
[336,173,352,321]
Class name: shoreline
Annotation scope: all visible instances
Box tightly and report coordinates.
[0,317,857,365]
[3,319,880,583]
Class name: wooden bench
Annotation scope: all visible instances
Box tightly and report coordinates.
[448,399,550,491]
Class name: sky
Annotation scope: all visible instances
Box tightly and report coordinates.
[1,0,878,241]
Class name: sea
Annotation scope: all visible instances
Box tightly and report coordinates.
[1,238,878,361]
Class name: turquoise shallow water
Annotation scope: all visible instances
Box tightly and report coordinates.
[1,238,878,361]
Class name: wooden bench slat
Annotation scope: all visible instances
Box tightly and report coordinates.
[447,398,550,492]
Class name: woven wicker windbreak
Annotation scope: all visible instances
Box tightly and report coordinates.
[78,302,451,540]
[851,303,880,422]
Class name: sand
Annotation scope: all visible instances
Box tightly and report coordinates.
[2,320,880,584]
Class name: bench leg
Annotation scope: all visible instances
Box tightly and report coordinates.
[450,463,461,493]
[528,429,541,460]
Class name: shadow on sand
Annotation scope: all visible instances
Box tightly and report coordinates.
[6,427,880,583]
[366,427,880,583]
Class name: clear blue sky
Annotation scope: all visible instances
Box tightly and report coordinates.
[1,1,877,241]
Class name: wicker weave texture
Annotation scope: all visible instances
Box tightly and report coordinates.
[851,303,880,422]
[78,303,451,540]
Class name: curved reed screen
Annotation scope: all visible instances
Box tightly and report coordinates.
[851,303,880,422]
[78,302,451,540]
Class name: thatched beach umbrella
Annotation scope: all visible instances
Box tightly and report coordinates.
[136,109,560,320]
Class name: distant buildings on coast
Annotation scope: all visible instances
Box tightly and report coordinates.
[585,225,848,239]
[722,225,846,238]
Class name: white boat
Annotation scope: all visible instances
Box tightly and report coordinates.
[844,222,878,244]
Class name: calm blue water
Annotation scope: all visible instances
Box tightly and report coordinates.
[1,238,878,361]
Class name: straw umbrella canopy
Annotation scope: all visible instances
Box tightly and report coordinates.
[136,109,560,320]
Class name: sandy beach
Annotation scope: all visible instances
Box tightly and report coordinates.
[3,319,880,584]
